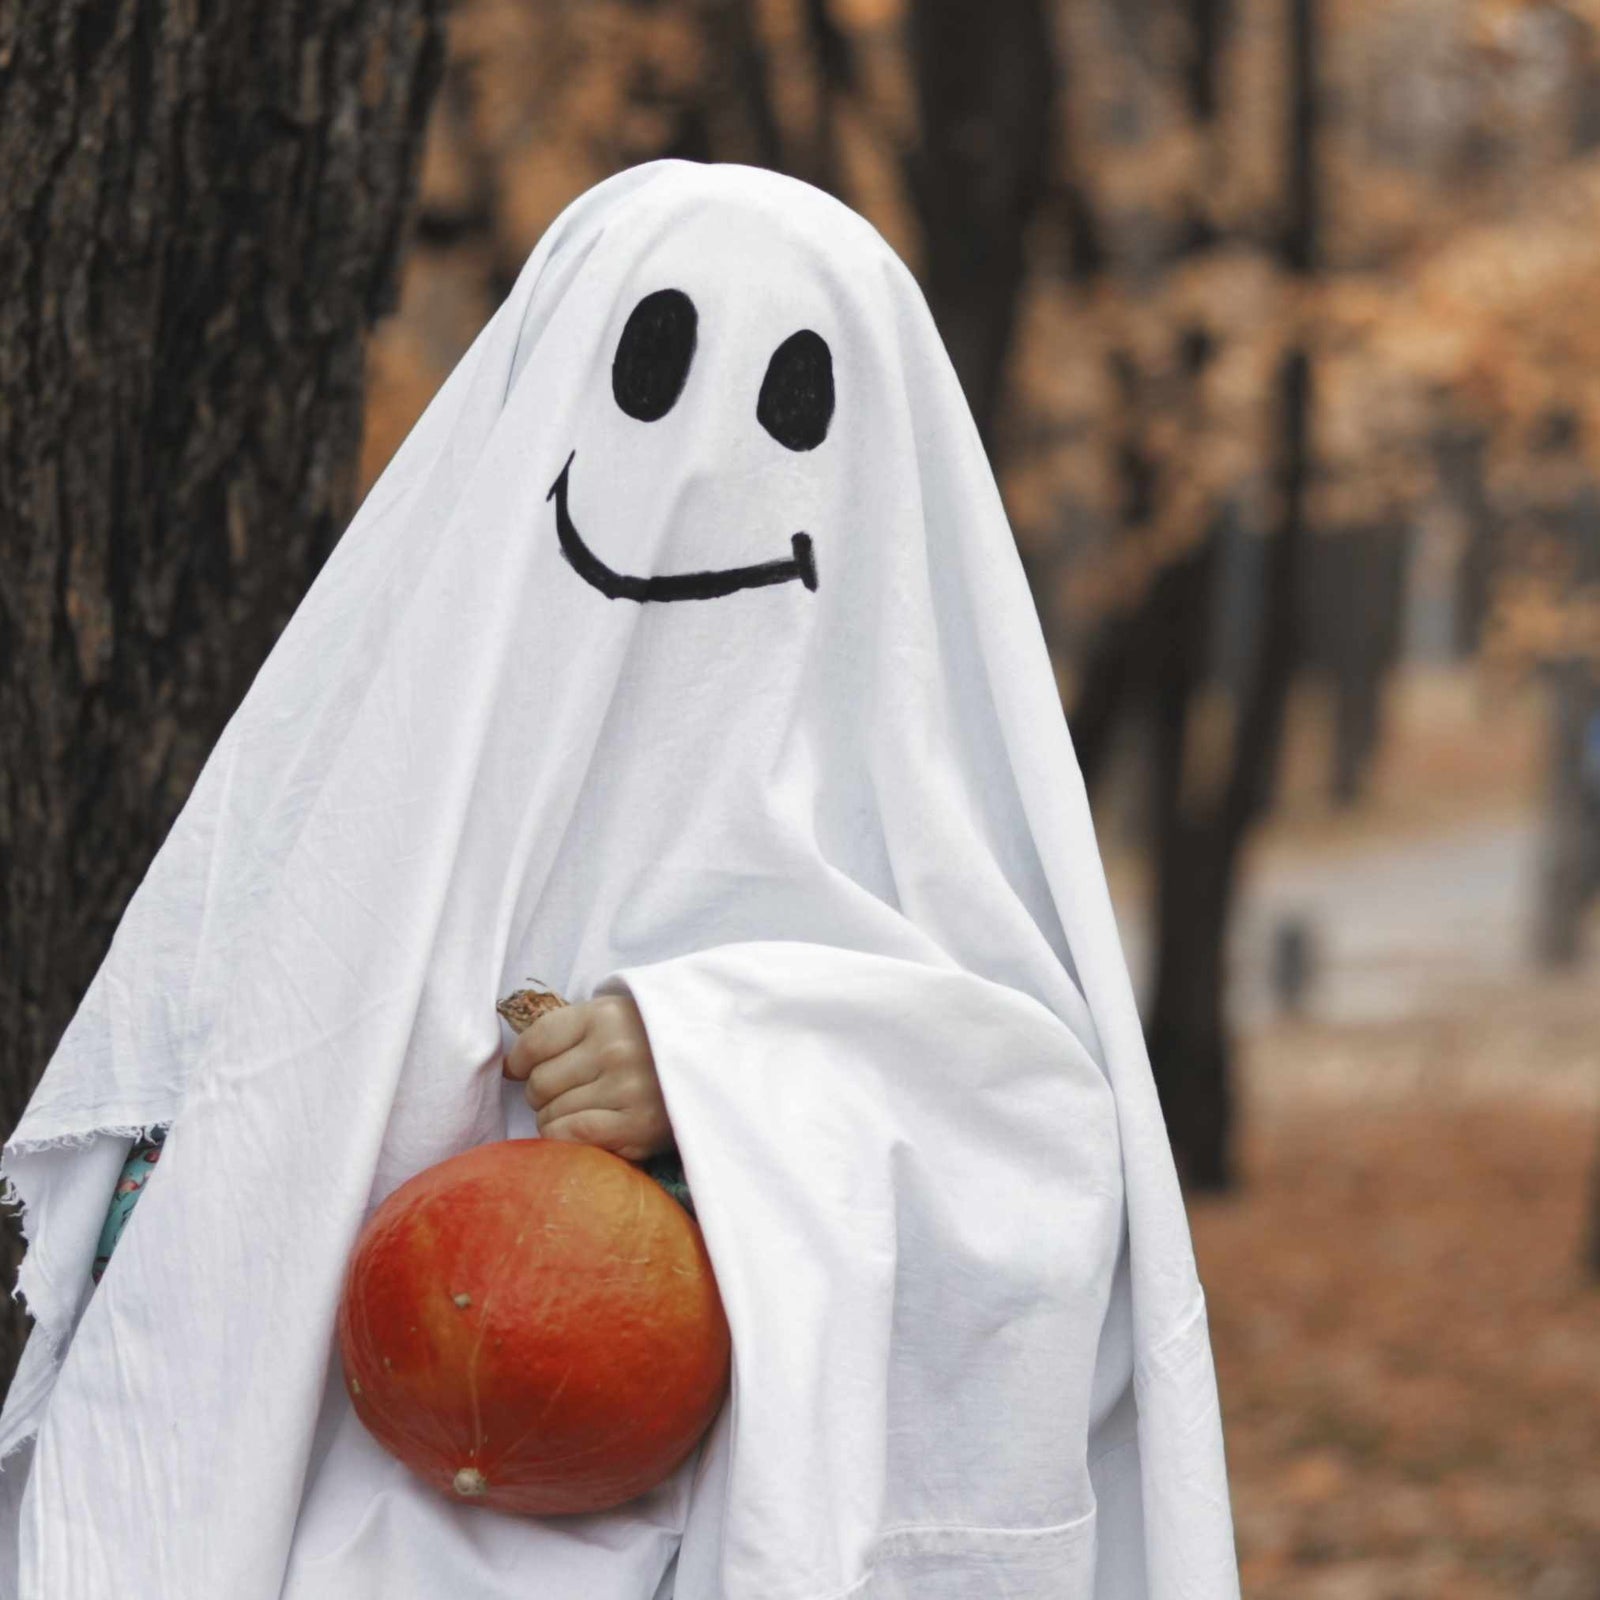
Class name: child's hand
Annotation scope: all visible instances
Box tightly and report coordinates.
[502,994,675,1164]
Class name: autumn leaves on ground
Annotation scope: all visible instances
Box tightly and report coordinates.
[1205,1007,1599,1599]
[1181,678,1600,1599]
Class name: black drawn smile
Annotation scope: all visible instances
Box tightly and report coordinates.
[548,451,818,603]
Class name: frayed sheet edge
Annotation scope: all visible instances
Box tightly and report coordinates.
[0,1123,170,1473]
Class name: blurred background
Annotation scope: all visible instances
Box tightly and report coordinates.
[3,0,1598,1595]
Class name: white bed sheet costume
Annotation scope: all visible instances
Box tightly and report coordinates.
[0,160,1240,1600]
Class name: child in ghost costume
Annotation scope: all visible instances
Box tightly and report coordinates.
[0,161,1240,1600]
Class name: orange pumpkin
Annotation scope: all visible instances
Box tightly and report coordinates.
[336,1001,730,1516]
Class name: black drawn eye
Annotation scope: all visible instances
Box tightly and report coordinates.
[757,330,834,452]
[612,289,698,422]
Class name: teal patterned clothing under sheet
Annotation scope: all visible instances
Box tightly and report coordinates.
[91,1127,168,1285]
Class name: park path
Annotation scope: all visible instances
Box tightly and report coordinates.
[1111,814,1592,1029]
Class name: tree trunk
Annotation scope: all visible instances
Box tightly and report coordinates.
[903,0,1056,449]
[1429,423,1497,658]
[1140,0,1318,1189]
[1534,662,1600,968]
[0,0,444,1394]
[695,0,788,173]
[1143,539,1240,1191]
[1588,1113,1600,1282]
[1143,347,1312,1190]
[800,0,855,195]
[1323,524,1405,806]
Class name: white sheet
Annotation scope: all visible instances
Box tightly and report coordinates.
[0,159,1238,1599]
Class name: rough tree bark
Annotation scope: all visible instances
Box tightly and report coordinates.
[0,0,445,1393]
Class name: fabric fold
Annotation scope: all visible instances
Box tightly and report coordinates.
[599,941,1124,1599]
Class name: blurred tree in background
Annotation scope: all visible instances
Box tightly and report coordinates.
[0,0,445,1387]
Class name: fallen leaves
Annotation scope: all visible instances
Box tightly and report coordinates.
[1193,979,1600,1598]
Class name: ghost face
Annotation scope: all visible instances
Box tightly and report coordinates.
[549,287,835,602]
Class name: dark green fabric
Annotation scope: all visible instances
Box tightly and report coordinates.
[640,1144,697,1220]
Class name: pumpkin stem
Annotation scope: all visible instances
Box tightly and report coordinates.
[495,987,568,1034]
